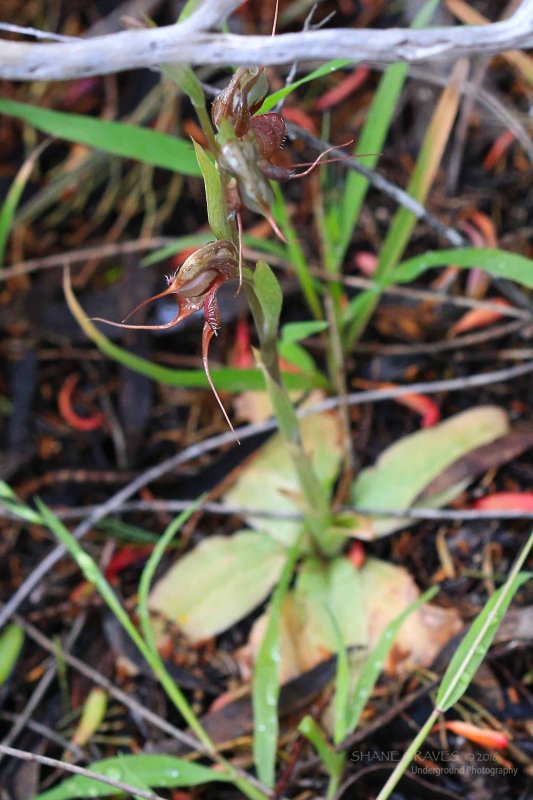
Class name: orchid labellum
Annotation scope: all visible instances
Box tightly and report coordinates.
[93,241,240,435]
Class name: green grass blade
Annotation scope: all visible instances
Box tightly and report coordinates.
[329,612,350,746]
[328,0,440,275]
[35,499,148,655]
[377,533,533,800]
[298,715,344,777]
[345,55,466,345]
[0,480,42,523]
[0,99,201,176]
[436,532,533,711]
[0,623,25,687]
[259,60,351,113]
[253,532,303,788]
[34,500,217,752]
[271,183,323,319]
[30,753,230,800]
[0,140,49,268]
[392,247,533,288]
[346,587,437,734]
[329,64,408,271]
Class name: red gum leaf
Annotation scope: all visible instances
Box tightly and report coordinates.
[58,373,105,432]
[473,492,533,511]
[356,379,440,427]
[63,77,99,106]
[232,318,254,369]
[397,393,441,428]
[468,210,497,247]
[346,540,366,569]
[314,66,371,111]
[353,250,378,276]
[169,246,199,270]
[483,129,516,171]
[442,720,509,750]
[450,298,510,336]
[104,545,153,581]
[279,106,317,134]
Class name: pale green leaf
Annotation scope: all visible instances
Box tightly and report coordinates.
[351,406,509,536]
[149,532,287,641]
[257,556,459,686]
[346,587,437,734]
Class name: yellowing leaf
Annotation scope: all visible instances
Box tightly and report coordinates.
[149,532,286,642]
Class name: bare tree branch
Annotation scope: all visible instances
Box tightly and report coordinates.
[1,0,532,82]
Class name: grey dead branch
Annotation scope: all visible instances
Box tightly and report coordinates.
[0,0,532,81]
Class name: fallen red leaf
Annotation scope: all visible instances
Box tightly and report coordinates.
[483,129,516,171]
[472,492,533,511]
[280,106,317,134]
[58,373,105,432]
[104,546,153,581]
[442,720,509,750]
[231,318,254,368]
[314,66,371,110]
[353,250,378,276]
[346,540,366,569]
[395,393,441,427]
[356,379,440,427]
[450,298,510,336]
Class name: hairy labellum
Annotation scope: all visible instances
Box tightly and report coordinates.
[92,241,240,436]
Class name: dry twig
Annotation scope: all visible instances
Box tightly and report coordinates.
[1,0,532,81]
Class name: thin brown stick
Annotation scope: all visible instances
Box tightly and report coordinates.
[0,237,175,280]
[0,743,168,800]
[353,320,528,356]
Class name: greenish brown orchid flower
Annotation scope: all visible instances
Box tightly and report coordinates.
[93,241,240,436]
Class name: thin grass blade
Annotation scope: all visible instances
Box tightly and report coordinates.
[436,532,533,711]
[253,532,303,788]
[346,587,437,734]
[0,99,201,176]
[0,139,49,268]
[391,247,533,288]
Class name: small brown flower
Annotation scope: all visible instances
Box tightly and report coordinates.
[93,241,240,435]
